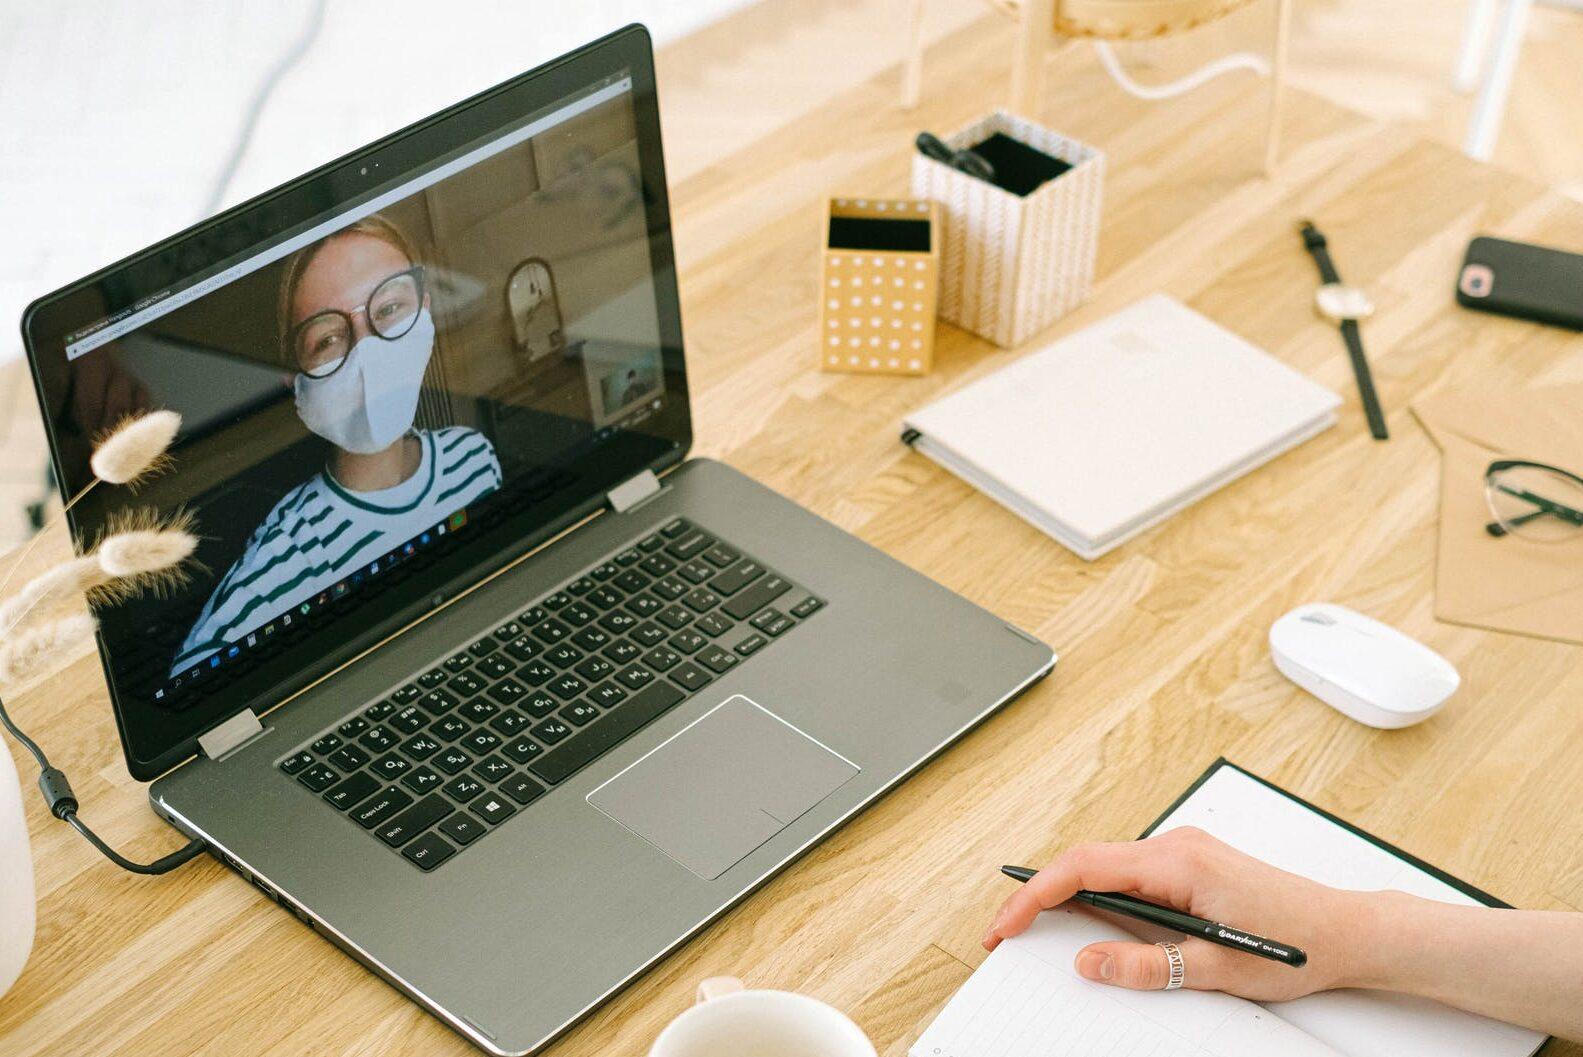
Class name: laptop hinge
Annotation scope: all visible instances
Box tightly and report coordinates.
[607,469,663,513]
[198,709,266,761]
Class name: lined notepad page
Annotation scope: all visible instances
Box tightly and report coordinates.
[910,907,1344,1057]
[1149,766,1545,1057]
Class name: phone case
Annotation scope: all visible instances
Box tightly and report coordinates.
[1456,235,1583,330]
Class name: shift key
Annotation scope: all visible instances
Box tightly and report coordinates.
[375,794,454,847]
[721,575,791,619]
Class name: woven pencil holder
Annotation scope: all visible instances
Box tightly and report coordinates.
[911,111,1104,348]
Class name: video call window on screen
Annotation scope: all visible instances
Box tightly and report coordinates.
[45,76,672,708]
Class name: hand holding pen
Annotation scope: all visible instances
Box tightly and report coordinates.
[984,827,1356,1002]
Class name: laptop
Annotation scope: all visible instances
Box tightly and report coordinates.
[21,27,1054,1055]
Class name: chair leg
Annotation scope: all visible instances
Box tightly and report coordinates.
[1011,0,1056,116]
[1455,0,1498,92]
[1264,0,1293,175]
[1464,0,1532,161]
[901,0,927,109]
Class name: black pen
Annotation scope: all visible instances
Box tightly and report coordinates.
[1001,865,1308,968]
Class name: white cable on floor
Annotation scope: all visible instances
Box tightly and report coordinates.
[1093,39,1269,101]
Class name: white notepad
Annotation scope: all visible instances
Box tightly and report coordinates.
[902,296,1341,560]
[911,762,1547,1057]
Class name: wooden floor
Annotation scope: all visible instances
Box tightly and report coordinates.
[3,2,1583,1055]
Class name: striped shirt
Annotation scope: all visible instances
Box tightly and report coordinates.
[173,427,501,674]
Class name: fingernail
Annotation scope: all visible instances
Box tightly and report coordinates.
[981,927,997,948]
[1076,951,1113,981]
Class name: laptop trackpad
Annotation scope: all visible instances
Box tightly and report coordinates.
[587,695,860,880]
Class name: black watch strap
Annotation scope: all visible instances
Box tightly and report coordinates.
[1298,221,1389,441]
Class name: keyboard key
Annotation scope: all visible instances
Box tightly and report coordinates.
[695,612,735,638]
[364,699,397,722]
[433,747,473,775]
[468,637,499,658]
[476,654,513,681]
[627,624,666,648]
[279,751,314,775]
[696,646,739,674]
[670,662,712,692]
[678,560,715,585]
[416,668,448,690]
[519,660,556,686]
[439,813,487,846]
[669,629,707,653]
[542,591,574,610]
[351,786,413,828]
[488,679,527,706]
[389,706,426,734]
[657,605,693,630]
[709,559,765,596]
[472,794,515,826]
[372,753,411,779]
[390,683,423,705]
[532,619,571,644]
[522,690,559,718]
[504,635,542,663]
[704,542,740,568]
[530,681,685,786]
[660,518,691,538]
[462,729,501,755]
[402,832,456,870]
[722,575,791,620]
[587,586,623,610]
[376,794,454,847]
[327,745,370,771]
[574,654,615,681]
[548,673,588,700]
[460,698,498,723]
[590,562,621,582]
[614,547,643,566]
[442,652,473,673]
[683,587,722,612]
[613,569,649,594]
[359,725,398,752]
[650,575,689,601]
[616,664,656,690]
[642,646,682,672]
[520,606,548,624]
[419,688,460,715]
[625,594,663,618]
[449,671,487,698]
[473,755,515,782]
[531,718,573,745]
[545,644,583,668]
[502,735,544,764]
[560,701,600,726]
[560,602,597,627]
[400,734,443,761]
[429,714,470,742]
[323,771,380,810]
[734,633,768,656]
[442,774,485,802]
[572,626,611,652]
[790,596,826,618]
[598,610,638,634]
[751,608,795,637]
[588,681,627,708]
[638,532,667,552]
[500,773,546,806]
[492,710,530,736]
[639,554,675,576]
[337,716,369,738]
[665,530,713,560]
[401,767,444,795]
[566,576,598,595]
[310,733,342,755]
[493,620,526,642]
[297,763,339,793]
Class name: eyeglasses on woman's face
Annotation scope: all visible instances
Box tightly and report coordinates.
[291,266,426,378]
[1484,459,1583,542]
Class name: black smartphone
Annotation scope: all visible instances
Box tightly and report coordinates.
[1456,235,1583,330]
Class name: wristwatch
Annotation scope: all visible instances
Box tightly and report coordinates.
[1298,220,1388,440]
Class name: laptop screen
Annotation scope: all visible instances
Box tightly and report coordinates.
[22,29,689,777]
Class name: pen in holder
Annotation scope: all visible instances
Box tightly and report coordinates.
[912,111,1104,348]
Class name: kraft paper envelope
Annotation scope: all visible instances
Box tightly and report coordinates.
[1412,384,1583,645]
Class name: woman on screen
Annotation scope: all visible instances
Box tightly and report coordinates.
[172,214,501,674]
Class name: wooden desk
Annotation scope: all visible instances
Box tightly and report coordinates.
[5,13,1583,1057]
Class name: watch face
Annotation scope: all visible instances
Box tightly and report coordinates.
[1314,283,1375,322]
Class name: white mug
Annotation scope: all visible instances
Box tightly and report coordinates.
[649,977,878,1057]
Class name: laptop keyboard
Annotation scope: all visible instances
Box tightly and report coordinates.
[275,518,825,871]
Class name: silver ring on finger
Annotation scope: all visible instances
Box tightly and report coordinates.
[1156,941,1186,990]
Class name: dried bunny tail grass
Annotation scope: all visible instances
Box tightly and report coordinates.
[89,409,180,487]
[0,556,109,635]
[0,613,97,688]
[91,507,199,599]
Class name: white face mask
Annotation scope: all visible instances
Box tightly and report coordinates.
[294,308,435,454]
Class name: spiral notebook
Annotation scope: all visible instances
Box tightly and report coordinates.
[911,761,1548,1057]
[901,296,1340,560]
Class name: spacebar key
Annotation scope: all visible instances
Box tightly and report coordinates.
[529,681,684,785]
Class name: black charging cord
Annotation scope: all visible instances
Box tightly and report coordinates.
[0,695,207,875]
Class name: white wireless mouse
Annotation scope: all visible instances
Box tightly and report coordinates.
[1269,603,1460,728]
